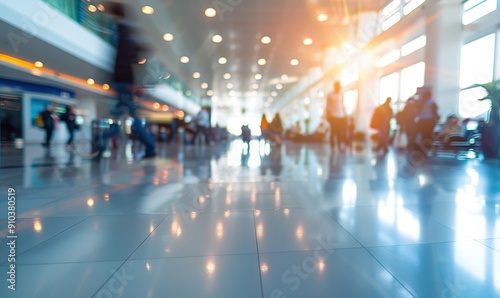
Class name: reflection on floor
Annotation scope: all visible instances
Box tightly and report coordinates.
[0,140,499,297]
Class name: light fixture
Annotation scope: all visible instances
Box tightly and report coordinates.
[205,8,217,18]
[258,58,266,65]
[180,56,190,63]
[271,91,278,97]
[153,102,160,109]
[290,59,299,66]
[88,5,97,13]
[193,72,201,79]
[97,4,105,12]
[303,38,313,45]
[201,82,208,89]
[317,14,328,22]
[142,6,154,15]
[276,83,283,90]
[255,73,262,80]
[223,73,231,79]
[218,57,227,64]
[212,34,223,43]
[102,84,110,90]
[207,90,214,96]
[186,90,192,96]
[162,105,169,111]
[252,83,259,89]
[163,33,174,41]
[226,83,234,89]
[138,58,147,65]
[281,74,289,81]
[261,36,271,44]
[34,61,43,68]
[87,78,95,85]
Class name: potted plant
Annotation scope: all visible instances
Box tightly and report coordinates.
[464,79,500,158]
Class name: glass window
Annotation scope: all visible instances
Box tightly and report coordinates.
[382,0,402,18]
[463,0,497,25]
[403,0,426,15]
[401,35,427,56]
[400,62,425,101]
[379,72,400,104]
[382,13,401,31]
[459,34,496,117]
[378,49,401,67]
[343,90,358,116]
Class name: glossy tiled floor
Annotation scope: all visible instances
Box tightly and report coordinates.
[1,140,500,297]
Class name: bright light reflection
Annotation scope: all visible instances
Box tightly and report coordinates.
[296,226,304,240]
[257,223,264,238]
[87,198,94,207]
[33,219,42,233]
[318,260,325,272]
[146,262,151,271]
[342,180,357,204]
[261,263,269,273]
[216,222,224,239]
[206,261,216,274]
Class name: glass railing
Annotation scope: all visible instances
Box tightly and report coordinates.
[43,0,117,45]
[43,0,200,105]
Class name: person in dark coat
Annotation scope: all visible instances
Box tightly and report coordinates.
[107,2,156,158]
[61,105,76,147]
[371,97,393,154]
[40,105,56,148]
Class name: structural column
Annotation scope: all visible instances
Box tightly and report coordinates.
[423,0,464,119]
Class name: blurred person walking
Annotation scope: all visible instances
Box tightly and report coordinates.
[61,105,77,148]
[40,105,57,148]
[106,2,156,158]
[414,87,439,151]
[269,113,283,145]
[326,81,347,152]
[371,97,393,154]
[195,107,211,145]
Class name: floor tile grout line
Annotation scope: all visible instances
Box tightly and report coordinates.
[252,211,265,298]
[363,247,417,298]
[89,213,170,298]
[0,216,92,267]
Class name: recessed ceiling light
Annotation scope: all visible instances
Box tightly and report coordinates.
[153,102,160,109]
[97,4,105,12]
[207,90,214,96]
[180,56,190,63]
[218,57,227,64]
[138,58,147,65]
[162,105,169,111]
[193,72,201,79]
[252,83,259,90]
[303,38,313,45]
[88,5,97,13]
[212,35,223,43]
[281,74,289,81]
[163,33,174,41]
[87,78,95,85]
[261,36,271,44]
[224,73,231,80]
[205,8,217,17]
[276,84,283,90]
[201,82,208,89]
[317,14,329,22]
[226,83,234,89]
[290,59,299,66]
[103,84,110,90]
[255,73,262,80]
[271,91,278,97]
[258,58,267,66]
[142,6,154,15]
[34,61,44,68]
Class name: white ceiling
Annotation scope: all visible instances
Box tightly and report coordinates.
[120,0,387,115]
